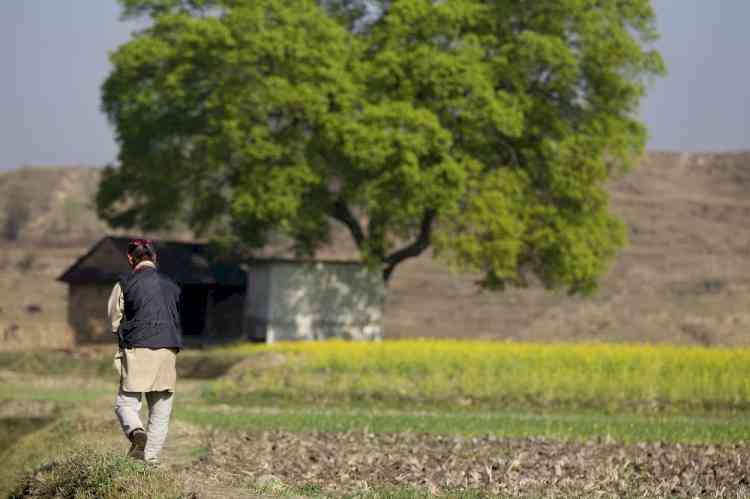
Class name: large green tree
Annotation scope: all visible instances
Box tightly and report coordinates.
[99,0,663,291]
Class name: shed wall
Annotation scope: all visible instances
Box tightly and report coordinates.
[259,262,383,342]
[68,283,116,343]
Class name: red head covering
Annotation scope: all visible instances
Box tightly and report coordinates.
[129,238,152,247]
[127,239,157,267]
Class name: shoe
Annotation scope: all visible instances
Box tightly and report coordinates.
[128,428,147,460]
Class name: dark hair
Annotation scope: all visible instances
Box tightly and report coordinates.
[127,239,156,266]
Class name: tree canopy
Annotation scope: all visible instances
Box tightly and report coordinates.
[99,0,664,291]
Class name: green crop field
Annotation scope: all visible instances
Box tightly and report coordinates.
[208,340,750,415]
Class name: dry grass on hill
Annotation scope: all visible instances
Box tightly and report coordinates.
[384,152,750,346]
[0,166,108,246]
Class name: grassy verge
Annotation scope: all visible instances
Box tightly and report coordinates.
[0,402,195,497]
[0,415,110,497]
[0,349,245,380]
[207,340,750,414]
[0,351,114,377]
[0,417,55,453]
[177,405,750,444]
[0,384,110,402]
[8,450,184,499]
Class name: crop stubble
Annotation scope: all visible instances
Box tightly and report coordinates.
[193,430,750,497]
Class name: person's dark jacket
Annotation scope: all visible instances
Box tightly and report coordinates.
[117,266,183,350]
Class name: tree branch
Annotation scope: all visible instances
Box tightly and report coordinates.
[382,208,436,282]
[330,199,364,249]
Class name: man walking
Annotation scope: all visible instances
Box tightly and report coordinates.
[108,239,182,463]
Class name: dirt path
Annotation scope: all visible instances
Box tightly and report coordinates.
[150,383,290,498]
[164,422,304,498]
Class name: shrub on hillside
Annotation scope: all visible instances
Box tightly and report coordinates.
[3,190,31,241]
[9,449,186,498]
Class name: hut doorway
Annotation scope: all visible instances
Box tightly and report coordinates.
[180,285,208,336]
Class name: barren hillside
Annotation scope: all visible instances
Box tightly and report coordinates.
[0,166,108,245]
[386,151,750,346]
[2,152,750,349]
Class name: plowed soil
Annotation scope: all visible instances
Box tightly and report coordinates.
[186,430,750,498]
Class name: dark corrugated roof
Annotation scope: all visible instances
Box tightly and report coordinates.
[248,227,362,262]
[58,236,247,287]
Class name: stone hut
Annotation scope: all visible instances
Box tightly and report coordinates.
[59,236,384,345]
[58,236,247,344]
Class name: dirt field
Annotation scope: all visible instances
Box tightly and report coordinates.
[193,430,750,498]
[6,395,749,499]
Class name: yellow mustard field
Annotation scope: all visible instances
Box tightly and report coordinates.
[211,340,750,411]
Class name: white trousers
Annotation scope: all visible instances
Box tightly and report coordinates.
[114,387,174,462]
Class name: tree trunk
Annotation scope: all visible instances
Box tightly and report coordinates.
[382,208,436,283]
[330,201,436,284]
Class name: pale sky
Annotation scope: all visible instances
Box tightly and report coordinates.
[0,1,748,171]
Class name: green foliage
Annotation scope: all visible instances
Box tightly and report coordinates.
[100,0,664,291]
